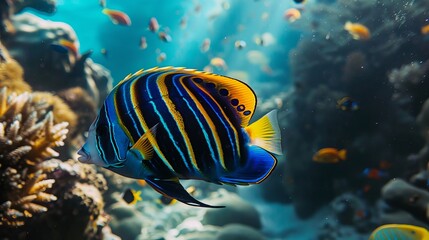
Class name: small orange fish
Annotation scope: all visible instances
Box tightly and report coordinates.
[284,8,301,23]
[139,36,147,49]
[149,17,160,32]
[102,9,131,26]
[157,52,167,63]
[137,179,147,187]
[421,24,429,35]
[201,38,211,53]
[312,148,347,163]
[344,22,370,40]
[210,57,227,70]
[158,31,172,42]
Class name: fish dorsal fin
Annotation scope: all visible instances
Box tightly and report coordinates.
[128,124,158,160]
[116,67,256,126]
[188,70,256,127]
[145,177,224,208]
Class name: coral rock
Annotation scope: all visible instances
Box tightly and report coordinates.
[382,179,429,223]
[202,193,261,229]
[215,224,265,240]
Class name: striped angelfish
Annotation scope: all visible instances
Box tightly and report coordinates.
[369,224,429,240]
[77,67,282,208]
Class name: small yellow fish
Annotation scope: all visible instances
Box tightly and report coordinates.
[337,97,359,111]
[369,224,429,240]
[121,188,142,205]
[313,148,346,163]
[344,22,371,40]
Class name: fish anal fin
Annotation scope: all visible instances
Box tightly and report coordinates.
[220,145,277,184]
[145,177,224,208]
[245,110,282,155]
[129,124,158,160]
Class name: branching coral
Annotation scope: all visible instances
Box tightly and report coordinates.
[0,87,68,228]
[31,91,78,140]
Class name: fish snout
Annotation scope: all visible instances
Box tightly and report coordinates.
[77,147,90,163]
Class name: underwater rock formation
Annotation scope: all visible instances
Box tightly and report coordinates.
[215,224,265,240]
[282,0,429,218]
[202,193,261,229]
[382,179,429,224]
[2,13,113,106]
[1,0,56,38]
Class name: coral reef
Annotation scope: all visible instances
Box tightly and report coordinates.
[0,43,31,94]
[281,0,429,218]
[31,91,78,140]
[0,88,112,239]
[2,12,113,106]
[0,87,68,228]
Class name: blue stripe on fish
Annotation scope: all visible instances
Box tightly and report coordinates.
[186,78,241,171]
[130,71,190,175]
[172,75,220,173]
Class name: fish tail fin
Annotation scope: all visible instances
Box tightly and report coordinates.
[245,110,282,155]
[219,145,277,184]
[338,149,347,161]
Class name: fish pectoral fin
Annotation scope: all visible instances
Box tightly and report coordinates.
[219,145,277,184]
[245,110,282,155]
[129,124,158,160]
[145,177,224,208]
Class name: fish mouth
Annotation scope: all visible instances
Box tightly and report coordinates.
[77,147,90,163]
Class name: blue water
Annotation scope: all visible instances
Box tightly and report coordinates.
[28,0,300,97]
